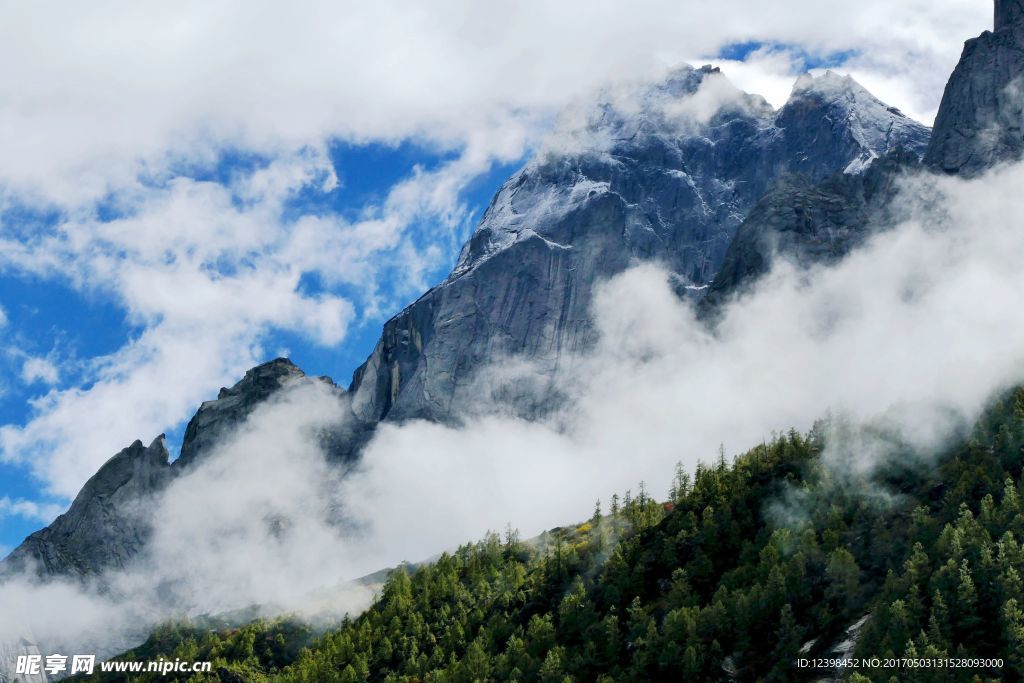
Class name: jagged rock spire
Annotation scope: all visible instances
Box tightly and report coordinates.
[996,0,1024,31]
[175,357,305,469]
[0,437,172,579]
[926,0,1024,175]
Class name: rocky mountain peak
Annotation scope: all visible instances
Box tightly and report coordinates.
[0,358,319,580]
[175,358,306,469]
[776,70,931,176]
[346,68,929,427]
[217,358,304,399]
[108,436,166,473]
[658,63,721,97]
[77,436,170,501]
[784,70,909,122]
[790,69,859,96]
[996,0,1024,31]
[0,436,172,578]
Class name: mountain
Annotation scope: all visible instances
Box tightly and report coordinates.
[775,70,930,175]
[0,65,929,586]
[0,638,48,683]
[345,66,929,429]
[0,38,930,586]
[175,358,309,470]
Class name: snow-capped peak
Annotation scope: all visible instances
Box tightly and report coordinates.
[780,70,930,174]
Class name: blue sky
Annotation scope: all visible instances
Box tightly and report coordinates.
[0,0,991,554]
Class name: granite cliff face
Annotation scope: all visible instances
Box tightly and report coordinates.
[776,71,930,176]
[998,0,1024,30]
[701,148,921,311]
[926,0,1024,175]
[347,67,929,426]
[0,638,48,683]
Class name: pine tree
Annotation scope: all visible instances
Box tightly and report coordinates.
[770,604,802,678]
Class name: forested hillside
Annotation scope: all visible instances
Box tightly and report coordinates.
[74,388,1024,682]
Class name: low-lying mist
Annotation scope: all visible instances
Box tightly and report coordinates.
[4,158,1024,664]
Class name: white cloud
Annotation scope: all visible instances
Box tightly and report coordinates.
[0,1,988,207]
[536,66,772,161]
[20,357,59,386]
[662,70,764,125]
[0,575,141,658]
[694,35,958,126]
[130,381,374,616]
[698,49,809,111]
[1,326,263,496]
[0,497,63,524]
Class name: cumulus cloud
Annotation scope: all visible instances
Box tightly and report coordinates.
[128,380,366,616]
[0,0,987,207]
[0,577,124,648]
[20,357,59,386]
[536,66,771,161]
[0,380,373,652]
[0,497,63,524]
[701,47,812,111]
